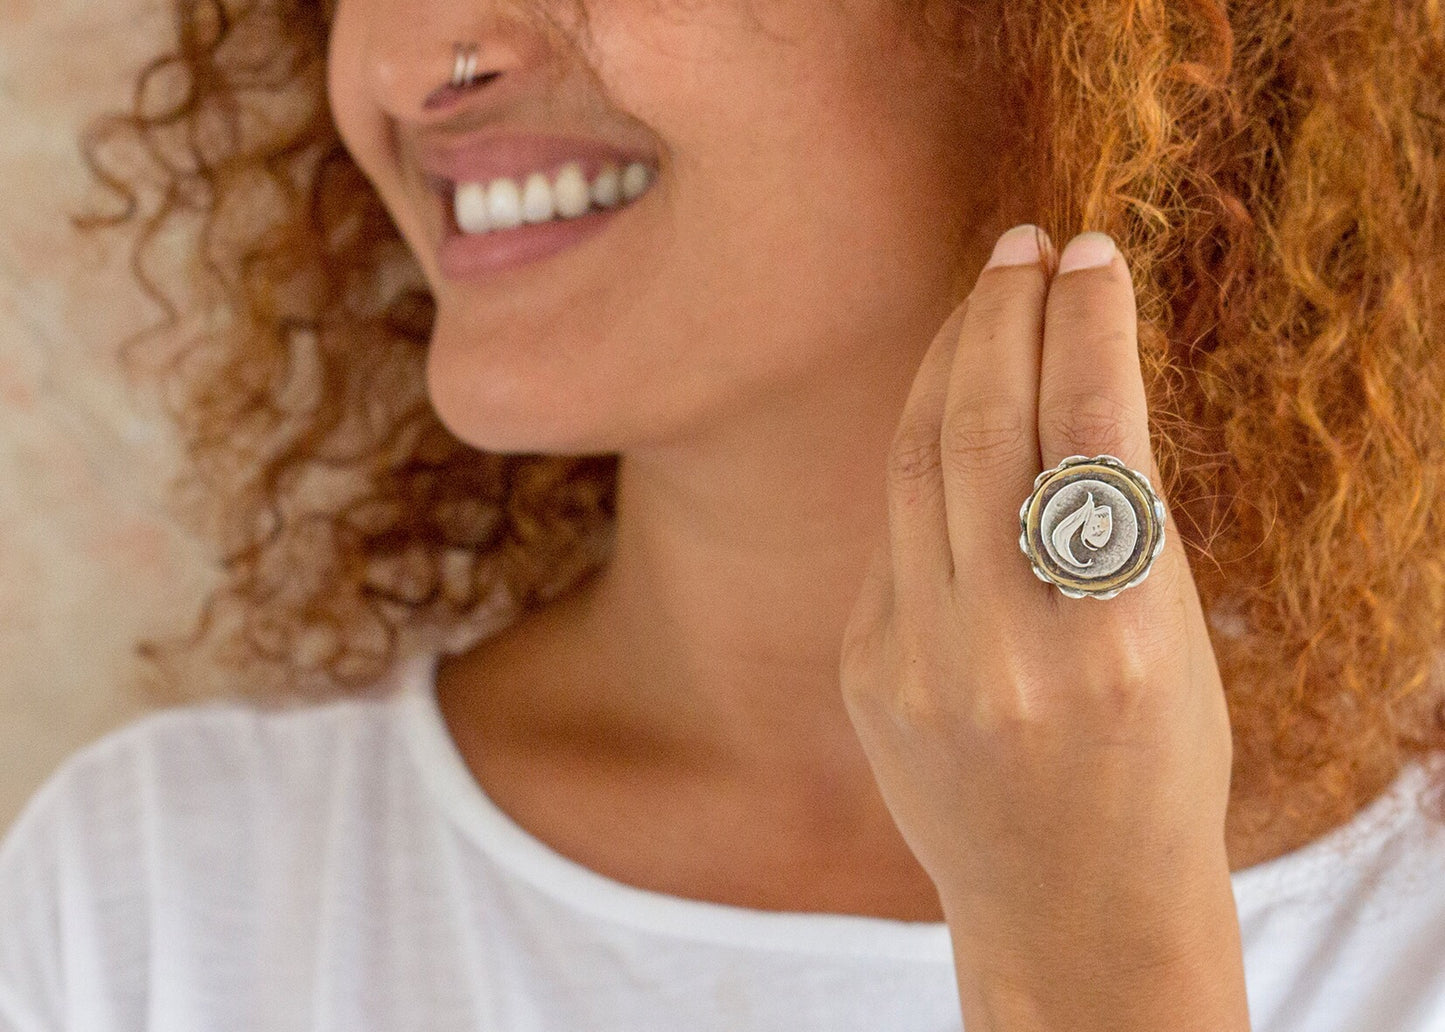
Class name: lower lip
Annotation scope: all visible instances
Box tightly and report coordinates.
[437,202,633,281]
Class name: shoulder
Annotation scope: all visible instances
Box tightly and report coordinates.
[4,691,399,851]
[0,695,405,939]
[0,689,405,881]
[0,689,415,1031]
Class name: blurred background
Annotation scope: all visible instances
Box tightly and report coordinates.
[0,0,222,834]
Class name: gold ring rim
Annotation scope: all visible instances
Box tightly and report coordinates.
[1016,454,1166,600]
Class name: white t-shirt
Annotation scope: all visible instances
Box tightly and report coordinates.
[3,647,1445,1032]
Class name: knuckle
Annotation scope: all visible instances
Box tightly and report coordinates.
[839,609,885,683]
[1040,390,1135,458]
[838,641,886,729]
[1081,327,1135,364]
[964,278,1017,325]
[1047,283,1129,331]
[878,635,954,727]
[887,426,943,488]
[966,684,1035,738]
[1066,635,1169,729]
[1086,675,1161,738]
[1094,654,1153,717]
[969,266,1045,318]
[889,675,957,739]
[941,399,1033,473]
[970,638,1162,735]
[966,655,1050,735]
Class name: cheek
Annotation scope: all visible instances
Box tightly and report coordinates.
[620,22,969,350]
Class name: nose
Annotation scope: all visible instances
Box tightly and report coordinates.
[357,0,561,122]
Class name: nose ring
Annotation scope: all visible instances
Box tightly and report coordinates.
[452,42,480,89]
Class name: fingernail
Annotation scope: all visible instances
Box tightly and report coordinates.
[984,223,1049,270]
[1057,231,1117,273]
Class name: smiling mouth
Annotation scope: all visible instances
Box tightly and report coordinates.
[425,167,658,281]
[424,162,658,241]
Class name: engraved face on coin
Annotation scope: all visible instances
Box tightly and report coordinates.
[1017,455,1166,599]
[1042,480,1137,577]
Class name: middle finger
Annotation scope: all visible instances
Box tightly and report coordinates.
[1037,232,1151,482]
[941,223,1056,600]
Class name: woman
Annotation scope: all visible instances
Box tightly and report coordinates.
[2,0,1444,1028]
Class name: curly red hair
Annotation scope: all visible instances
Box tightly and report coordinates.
[71,0,1445,840]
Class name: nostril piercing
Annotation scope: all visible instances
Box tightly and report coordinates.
[424,43,494,110]
[452,42,480,89]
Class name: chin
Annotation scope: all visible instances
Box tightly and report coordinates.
[423,334,621,457]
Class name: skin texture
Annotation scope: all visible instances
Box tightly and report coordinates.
[327,0,1006,857]
[328,0,1253,1025]
[842,231,1248,1028]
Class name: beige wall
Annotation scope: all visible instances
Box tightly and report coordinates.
[0,0,221,835]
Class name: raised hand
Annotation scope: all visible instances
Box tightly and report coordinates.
[839,225,1250,1032]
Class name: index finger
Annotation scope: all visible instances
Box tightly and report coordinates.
[883,299,970,605]
[940,224,1053,603]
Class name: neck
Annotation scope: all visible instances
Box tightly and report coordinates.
[552,341,932,785]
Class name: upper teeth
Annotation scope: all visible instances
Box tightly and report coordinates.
[454,160,655,234]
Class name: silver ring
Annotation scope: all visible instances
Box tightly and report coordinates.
[452,42,480,89]
[1017,453,1166,599]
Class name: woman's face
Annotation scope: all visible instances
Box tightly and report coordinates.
[327,0,1008,455]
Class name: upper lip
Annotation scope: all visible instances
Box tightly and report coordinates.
[414,132,657,195]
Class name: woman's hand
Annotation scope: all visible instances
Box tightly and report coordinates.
[839,225,1250,1032]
